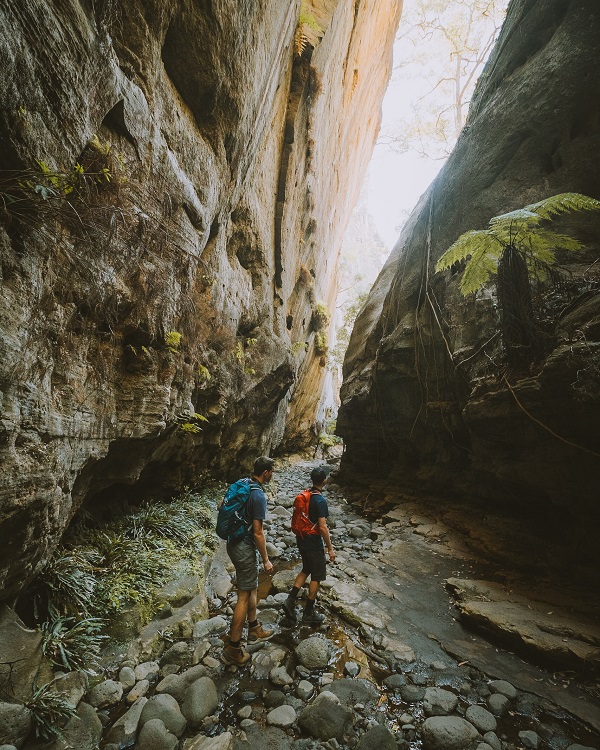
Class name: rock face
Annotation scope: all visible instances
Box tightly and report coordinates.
[339,0,600,560]
[0,0,400,599]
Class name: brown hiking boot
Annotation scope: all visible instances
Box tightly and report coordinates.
[221,643,250,666]
[247,622,273,642]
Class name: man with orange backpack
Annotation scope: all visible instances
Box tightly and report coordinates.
[282,466,335,625]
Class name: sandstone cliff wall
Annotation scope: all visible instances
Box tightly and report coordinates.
[339,0,600,556]
[0,0,400,599]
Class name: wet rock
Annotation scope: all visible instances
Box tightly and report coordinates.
[267,704,297,728]
[192,616,228,640]
[327,678,379,707]
[383,674,407,690]
[265,690,286,708]
[465,705,497,733]
[488,680,517,700]
[136,718,178,750]
[423,688,459,716]
[487,694,509,717]
[272,570,300,593]
[270,666,294,686]
[120,666,137,689]
[483,733,501,750]
[181,676,219,727]
[421,716,479,750]
[296,637,333,670]
[160,642,190,668]
[155,665,208,703]
[356,724,396,750]
[344,662,360,677]
[251,645,288,679]
[239,723,292,749]
[87,679,123,708]
[48,670,88,708]
[139,694,187,737]
[0,702,31,748]
[298,693,353,741]
[399,685,426,703]
[135,662,160,682]
[128,679,150,703]
[518,731,540,749]
[105,696,148,746]
[296,680,315,700]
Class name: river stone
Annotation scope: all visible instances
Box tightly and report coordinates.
[424,688,459,716]
[251,645,287,679]
[0,702,31,748]
[400,685,426,703]
[465,705,497,733]
[237,705,252,719]
[183,733,234,750]
[296,680,315,700]
[483,733,501,750]
[295,637,333,670]
[344,661,360,677]
[120,666,137,689]
[192,615,228,639]
[87,679,123,708]
[105,696,148,746]
[139,694,187,737]
[298,693,353,741]
[135,661,160,682]
[265,690,286,708]
[422,716,479,750]
[487,693,509,716]
[272,570,300,593]
[160,642,190,667]
[128,679,150,703]
[46,671,88,709]
[136,718,178,750]
[327,678,379,706]
[356,723,397,750]
[383,673,407,690]
[181,676,219,727]
[270,666,294,686]
[267,704,297,728]
[487,680,517,700]
[155,665,207,703]
[519,731,540,749]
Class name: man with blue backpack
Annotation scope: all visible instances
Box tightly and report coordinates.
[217,456,275,666]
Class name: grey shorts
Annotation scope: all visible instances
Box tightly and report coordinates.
[227,538,259,591]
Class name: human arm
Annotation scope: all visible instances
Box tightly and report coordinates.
[253,519,273,573]
[318,516,335,561]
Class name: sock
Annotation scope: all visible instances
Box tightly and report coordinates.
[288,586,301,600]
[230,639,241,648]
[248,620,258,629]
[305,598,315,614]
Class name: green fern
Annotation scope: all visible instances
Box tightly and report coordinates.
[436,192,600,296]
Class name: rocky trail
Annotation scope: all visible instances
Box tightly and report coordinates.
[8,457,599,750]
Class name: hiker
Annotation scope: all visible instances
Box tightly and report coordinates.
[221,455,275,666]
[283,466,335,625]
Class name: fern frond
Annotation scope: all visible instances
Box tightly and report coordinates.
[435,230,496,271]
[526,227,582,260]
[460,236,503,295]
[525,192,600,220]
[488,208,541,231]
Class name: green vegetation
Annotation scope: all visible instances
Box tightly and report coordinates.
[32,550,98,619]
[312,302,330,331]
[179,412,209,434]
[41,616,106,673]
[314,330,328,356]
[165,330,182,352]
[26,683,77,742]
[196,364,212,382]
[436,192,600,366]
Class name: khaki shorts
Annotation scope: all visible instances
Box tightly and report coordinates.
[227,538,259,591]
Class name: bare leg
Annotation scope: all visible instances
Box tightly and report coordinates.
[307,580,320,601]
[293,571,309,589]
[230,590,251,642]
[247,588,258,623]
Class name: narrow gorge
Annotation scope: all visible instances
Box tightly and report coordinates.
[0,0,599,749]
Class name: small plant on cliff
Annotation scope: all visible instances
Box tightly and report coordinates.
[26,683,77,742]
[41,616,107,673]
[295,2,324,55]
[32,550,98,619]
[435,192,600,367]
[312,302,330,331]
[314,330,328,356]
[165,330,182,352]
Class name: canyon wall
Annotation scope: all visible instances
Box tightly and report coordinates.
[0,0,401,600]
[339,0,600,556]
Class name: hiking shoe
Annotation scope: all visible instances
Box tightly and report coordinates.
[281,596,297,622]
[247,622,273,642]
[221,644,250,666]
[302,609,326,626]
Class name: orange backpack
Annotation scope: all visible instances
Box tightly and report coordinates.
[291,489,320,538]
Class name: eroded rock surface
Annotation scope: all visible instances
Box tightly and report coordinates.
[338,0,600,562]
[0,0,400,599]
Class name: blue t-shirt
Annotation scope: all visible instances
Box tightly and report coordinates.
[296,489,328,550]
[243,481,267,547]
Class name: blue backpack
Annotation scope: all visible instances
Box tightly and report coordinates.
[216,479,259,543]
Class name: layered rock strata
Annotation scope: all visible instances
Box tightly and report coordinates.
[339,0,600,558]
[0,0,400,599]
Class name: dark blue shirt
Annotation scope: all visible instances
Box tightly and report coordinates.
[243,481,266,547]
[296,488,328,550]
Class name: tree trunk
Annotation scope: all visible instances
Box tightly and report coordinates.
[496,245,543,369]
